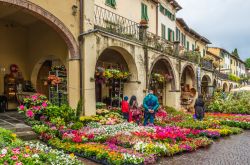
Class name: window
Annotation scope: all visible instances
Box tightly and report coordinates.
[106,0,116,8]
[168,28,174,41]
[187,41,189,50]
[141,3,149,21]
[159,3,175,21]
[176,28,180,41]
[161,24,166,39]
[192,44,195,51]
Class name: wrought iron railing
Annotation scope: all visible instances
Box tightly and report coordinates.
[215,70,229,80]
[146,32,174,54]
[94,5,140,41]
[201,59,213,70]
[179,51,200,64]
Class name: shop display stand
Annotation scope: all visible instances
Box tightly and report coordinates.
[110,78,124,107]
[49,70,68,106]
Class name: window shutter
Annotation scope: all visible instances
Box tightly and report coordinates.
[172,31,175,41]
[187,41,189,50]
[161,24,166,39]
[160,4,164,13]
[111,0,116,6]
[176,28,178,41]
[141,3,144,20]
[168,28,171,41]
[145,5,149,20]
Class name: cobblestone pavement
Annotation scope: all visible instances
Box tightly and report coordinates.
[156,131,250,165]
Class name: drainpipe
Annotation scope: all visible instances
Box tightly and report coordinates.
[79,0,84,114]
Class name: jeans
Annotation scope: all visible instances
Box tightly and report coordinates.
[123,112,129,121]
[143,112,155,126]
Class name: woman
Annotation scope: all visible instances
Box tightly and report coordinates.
[121,96,129,121]
[194,94,205,120]
[129,95,141,124]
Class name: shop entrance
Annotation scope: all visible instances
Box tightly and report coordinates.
[95,48,130,107]
[149,59,175,105]
[180,65,196,110]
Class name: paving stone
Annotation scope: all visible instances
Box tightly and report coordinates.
[156,131,250,165]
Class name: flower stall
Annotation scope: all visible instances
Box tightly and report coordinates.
[48,65,68,106]
[95,66,131,107]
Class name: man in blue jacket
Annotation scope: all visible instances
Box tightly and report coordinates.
[143,90,159,126]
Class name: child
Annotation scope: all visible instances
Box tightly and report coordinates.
[121,96,129,121]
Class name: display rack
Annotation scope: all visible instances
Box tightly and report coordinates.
[110,78,124,107]
[49,69,68,106]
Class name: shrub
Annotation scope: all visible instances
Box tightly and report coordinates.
[71,122,84,130]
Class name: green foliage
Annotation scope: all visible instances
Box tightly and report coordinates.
[232,48,239,57]
[71,122,84,130]
[76,98,83,118]
[228,74,240,82]
[45,104,76,123]
[208,91,250,114]
[245,58,250,69]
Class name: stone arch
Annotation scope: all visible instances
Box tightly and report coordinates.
[31,55,66,90]
[149,55,177,90]
[223,82,229,92]
[181,64,196,89]
[229,83,233,91]
[96,46,138,81]
[95,46,139,106]
[0,0,79,59]
[201,75,212,95]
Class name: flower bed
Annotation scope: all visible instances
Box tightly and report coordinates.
[0,127,82,165]
[16,94,250,165]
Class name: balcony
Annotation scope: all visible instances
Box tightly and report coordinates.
[179,51,200,64]
[201,59,213,71]
[94,5,140,41]
[146,32,174,54]
[215,70,229,80]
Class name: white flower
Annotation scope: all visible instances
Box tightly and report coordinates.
[32,154,39,158]
[1,148,7,155]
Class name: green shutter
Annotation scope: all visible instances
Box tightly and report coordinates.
[187,41,190,50]
[176,28,178,41]
[141,3,149,21]
[106,0,116,7]
[160,4,164,13]
[203,49,205,56]
[168,28,171,41]
[192,44,195,51]
[172,31,175,41]
[161,24,166,39]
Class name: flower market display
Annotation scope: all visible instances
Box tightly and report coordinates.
[15,93,250,165]
[0,127,83,165]
[207,91,250,114]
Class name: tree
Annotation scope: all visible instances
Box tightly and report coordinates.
[245,58,250,69]
[232,48,239,57]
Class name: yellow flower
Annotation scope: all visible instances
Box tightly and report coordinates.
[69,153,75,158]
[11,133,17,138]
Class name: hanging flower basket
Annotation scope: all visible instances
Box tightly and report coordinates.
[139,19,148,28]
[151,73,173,84]
[47,75,61,85]
[95,67,131,84]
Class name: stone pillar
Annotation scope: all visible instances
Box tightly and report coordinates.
[68,59,80,109]
[173,41,180,56]
[82,34,96,116]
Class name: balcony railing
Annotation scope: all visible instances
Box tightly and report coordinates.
[146,32,174,54]
[201,59,213,70]
[215,70,229,80]
[179,51,200,64]
[94,5,140,41]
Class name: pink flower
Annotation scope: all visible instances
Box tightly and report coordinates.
[26,110,34,118]
[15,162,22,165]
[42,102,47,107]
[11,155,18,160]
[12,148,20,155]
[31,95,38,100]
[23,154,30,158]
[19,105,25,111]
[0,154,5,158]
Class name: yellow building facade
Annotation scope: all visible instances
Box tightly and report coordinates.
[1,0,243,115]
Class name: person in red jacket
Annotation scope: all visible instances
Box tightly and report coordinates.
[121,96,129,121]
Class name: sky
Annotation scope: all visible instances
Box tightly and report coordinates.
[177,0,250,60]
